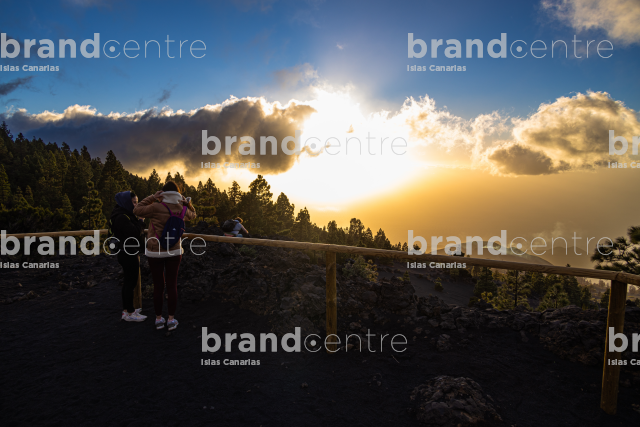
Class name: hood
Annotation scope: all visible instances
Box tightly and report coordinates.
[114,191,135,214]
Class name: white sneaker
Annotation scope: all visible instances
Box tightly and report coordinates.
[167,318,179,331]
[122,309,146,320]
[155,317,166,329]
[122,312,146,322]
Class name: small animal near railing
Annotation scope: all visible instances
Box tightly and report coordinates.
[5,229,639,416]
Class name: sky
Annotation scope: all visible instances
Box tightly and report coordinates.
[1,0,639,258]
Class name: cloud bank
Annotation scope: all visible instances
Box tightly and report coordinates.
[542,0,640,45]
[3,88,636,178]
[1,97,315,178]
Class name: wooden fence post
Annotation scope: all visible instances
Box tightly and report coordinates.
[325,251,337,353]
[600,279,628,415]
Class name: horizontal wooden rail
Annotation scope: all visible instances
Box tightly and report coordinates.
[4,229,640,285]
[6,229,109,238]
[181,234,640,286]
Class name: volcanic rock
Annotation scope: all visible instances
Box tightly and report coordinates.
[410,376,502,426]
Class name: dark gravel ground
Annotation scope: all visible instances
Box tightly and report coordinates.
[1,255,639,427]
[378,262,476,306]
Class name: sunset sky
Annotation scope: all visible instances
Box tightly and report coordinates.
[1,0,639,253]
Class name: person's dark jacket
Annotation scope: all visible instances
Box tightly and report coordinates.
[111,192,145,255]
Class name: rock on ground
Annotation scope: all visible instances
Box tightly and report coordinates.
[410,376,502,426]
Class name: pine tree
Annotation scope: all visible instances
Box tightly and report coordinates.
[228,181,242,206]
[80,145,91,162]
[362,227,374,248]
[434,277,443,292]
[291,207,312,242]
[12,187,30,209]
[24,185,35,206]
[173,171,187,189]
[327,220,341,244]
[538,283,570,311]
[373,228,391,249]
[147,169,162,194]
[275,192,295,232]
[97,150,128,214]
[0,164,11,205]
[591,226,640,275]
[348,218,364,246]
[61,193,74,212]
[473,267,496,297]
[196,185,217,224]
[600,288,610,307]
[484,270,531,310]
[80,181,106,230]
[0,136,9,163]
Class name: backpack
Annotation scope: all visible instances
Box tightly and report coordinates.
[151,203,187,250]
[221,219,236,233]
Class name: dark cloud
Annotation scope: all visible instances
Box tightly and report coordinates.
[158,89,172,103]
[0,76,34,96]
[1,98,316,178]
[488,143,571,175]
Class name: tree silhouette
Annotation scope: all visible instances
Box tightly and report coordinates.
[80,181,106,230]
[591,226,640,275]
[0,164,11,205]
[538,283,570,311]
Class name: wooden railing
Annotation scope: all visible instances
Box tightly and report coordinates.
[4,229,638,415]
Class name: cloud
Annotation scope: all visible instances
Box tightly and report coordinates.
[486,143,571,175]
[158,90,172,103]
[273,63,318,88]
[0,76,34,96]
[400,95,509,159]
[510,91,640,167]
[1,97,316,178]
[158,85,177,104]
[336,43,345,50]
[399,91,640,175]
[542,0,640,45]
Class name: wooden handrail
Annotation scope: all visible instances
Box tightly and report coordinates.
[4,229,640,285]
[180,234,640,286]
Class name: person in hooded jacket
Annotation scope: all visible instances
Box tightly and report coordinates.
[111,191,147,322]
[133,182,196,331]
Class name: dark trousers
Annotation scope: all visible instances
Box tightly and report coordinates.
[117,252,140,313]
[148,256,182,317]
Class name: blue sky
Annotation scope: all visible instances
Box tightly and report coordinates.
[2,0,638,119]
[2,0,640,248]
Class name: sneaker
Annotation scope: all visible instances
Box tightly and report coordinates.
[167,318,179,331]
[155,317,166,330]
[122,312,146,322]
[122,309,147,320]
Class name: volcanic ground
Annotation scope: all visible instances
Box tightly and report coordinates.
[1,224,639,426]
